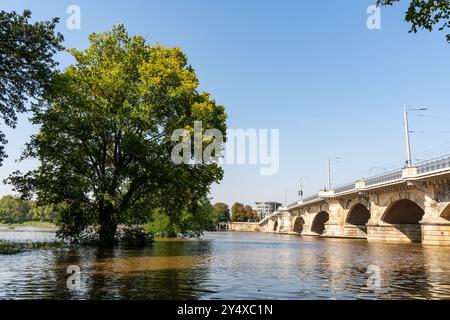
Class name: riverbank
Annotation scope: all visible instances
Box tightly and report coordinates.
[0,222,57,234]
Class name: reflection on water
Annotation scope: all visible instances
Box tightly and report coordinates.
[0,230,449,299]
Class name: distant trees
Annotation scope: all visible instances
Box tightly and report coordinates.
[213,202,230,222]
[231,202,257,222]
[29,203,61,222]
[0,195,60,223]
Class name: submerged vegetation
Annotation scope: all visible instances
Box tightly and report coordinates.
[0,240,63,255]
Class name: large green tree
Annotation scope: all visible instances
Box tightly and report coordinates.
[378,0,449,43]
[8,25,226,247]
[231,202,257,222]
[213,202,230,222]
[0,10,63,165]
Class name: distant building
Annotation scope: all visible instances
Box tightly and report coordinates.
[255,201,282,220]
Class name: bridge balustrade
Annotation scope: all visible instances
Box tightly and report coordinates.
[333,183,355,194]
[288,154,450,210]
[364,169,402,186]
[302,194,320,202]
[417,154,450,174]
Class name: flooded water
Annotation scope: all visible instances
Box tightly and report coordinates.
[0,230,449,299]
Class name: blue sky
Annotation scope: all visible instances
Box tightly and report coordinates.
[1,0,449,207]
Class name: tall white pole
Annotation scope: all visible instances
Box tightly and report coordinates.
[299,177,303,201]
[327,158,331,190]
[404,106,412,167]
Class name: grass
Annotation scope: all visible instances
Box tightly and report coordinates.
[0,221,57,228]
[0,240,63,255]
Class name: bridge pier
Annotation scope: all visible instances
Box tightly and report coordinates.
[323,223,368,239]
[297,218,314,236]
[420,194,450,245]
[278,211,294,233]
[323,222,344,238]
[367,223,422,243]
[343,225,367,238]
[421,223,450,245]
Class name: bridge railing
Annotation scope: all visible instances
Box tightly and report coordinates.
[302,194,320,202]
[290,154,450,209]
[333,183,355,194]
[364,168,403,186]
[416,154,450,174]
[286,201,299,208]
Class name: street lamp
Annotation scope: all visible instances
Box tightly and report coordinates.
[298,176,308,201]
[404,106,428,167]
[328,157,340,190]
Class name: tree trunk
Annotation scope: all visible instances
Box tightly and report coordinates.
[98,209,117,248]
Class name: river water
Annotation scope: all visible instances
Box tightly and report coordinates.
[0,230,449,299]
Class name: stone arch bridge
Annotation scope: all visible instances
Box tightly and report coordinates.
[259,156,450,245]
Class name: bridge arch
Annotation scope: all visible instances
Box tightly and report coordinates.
[381,198,425,242]
[293,216,305,234]
[381,192,425,214]
[311,211,329,235]
[273,220,278,232]
[381,199,425,224]
[346,203,370,234]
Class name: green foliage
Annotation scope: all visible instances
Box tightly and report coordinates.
[30,203,63,221]
[145,208,172,236]
[120,225,154,247]
[378,0,449,42]
[145,197,218,237]
[0,240,63,255]
[7,25,227,247]
[0,241,24,254]
[182,198,218,235]
[0,195,32,223]
[0,10,63,165]
[0,195,61,224]
[213,202,230,222]
[231,202,257,222]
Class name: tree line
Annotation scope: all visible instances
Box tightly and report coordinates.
[0,195,256,229]
[0,195,61,224]
[212,202,259,223]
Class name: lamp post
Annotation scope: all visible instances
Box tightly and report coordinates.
[328,157,340,190]
[298,176,308,201]
[404,106,427,167]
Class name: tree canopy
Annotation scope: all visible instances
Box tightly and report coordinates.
[213,202,230,222]
[378,0,449,43]
[0,10,63,165]
[231,202,257,222]
[7,25,227,247]
[146,197,218,237]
